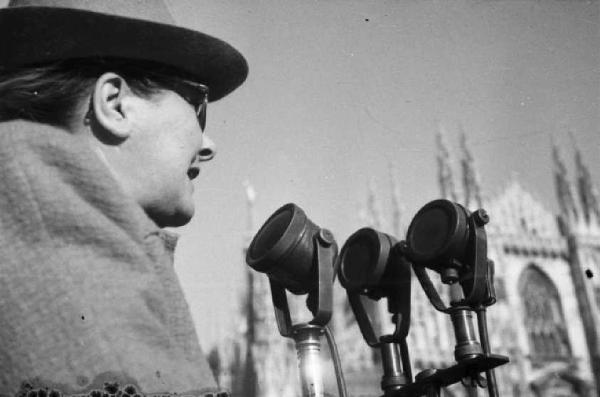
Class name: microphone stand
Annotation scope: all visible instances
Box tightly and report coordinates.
[345,249,414,397]
[392,209,508,397]
[293,324,326,397]
[396,265,507,397]
[268,229,337,397]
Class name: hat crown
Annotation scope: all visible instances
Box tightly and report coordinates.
[1,0,249,101]
[8,0,175,25]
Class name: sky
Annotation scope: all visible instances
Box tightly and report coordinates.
[160,0,599,348]
[3,0,596,349]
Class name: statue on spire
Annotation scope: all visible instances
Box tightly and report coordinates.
[436,123,458,202]
[552,139,579,225]
[243,180,257,240]
[459,127,483,210]
[571,134,600,225]
[389,163,405,237]
[366,178,384,230]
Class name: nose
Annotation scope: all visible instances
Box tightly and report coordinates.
[198,134,216,161]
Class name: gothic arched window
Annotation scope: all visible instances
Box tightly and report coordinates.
[519,265,571,364]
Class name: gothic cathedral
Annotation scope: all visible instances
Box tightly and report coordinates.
[211,130,600,397]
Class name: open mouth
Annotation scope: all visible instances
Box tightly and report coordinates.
[187,167,200,180]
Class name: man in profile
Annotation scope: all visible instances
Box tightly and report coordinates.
[0,1,247,395]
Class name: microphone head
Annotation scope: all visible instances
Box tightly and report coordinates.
[338,227,397,299]
[246,203,320,294]
[405,199,470,273]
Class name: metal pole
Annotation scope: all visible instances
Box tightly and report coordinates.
[449,307,483,361]
[293,324,325,397]
[380,341,408,396]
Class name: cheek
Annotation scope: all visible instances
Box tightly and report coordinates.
[131,97,202,181]
[143,110,199,157]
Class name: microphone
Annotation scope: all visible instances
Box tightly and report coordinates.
[246,203,330,295]
[403,199,506,397]
[337,199,508,397]
[338,227,413,395]
[245,203,338,397]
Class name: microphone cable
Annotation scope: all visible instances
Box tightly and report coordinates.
[476,307,499,397]
[324,324,348,397]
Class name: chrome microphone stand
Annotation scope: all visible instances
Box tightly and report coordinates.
[266,228,337,397]
[293,324,326,397]
[246,203,341,397]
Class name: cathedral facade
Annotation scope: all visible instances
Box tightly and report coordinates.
[210,131,600,397]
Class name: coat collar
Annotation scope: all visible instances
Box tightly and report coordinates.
[0,119,178,253]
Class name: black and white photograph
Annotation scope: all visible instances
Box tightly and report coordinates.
[0,1,598,397]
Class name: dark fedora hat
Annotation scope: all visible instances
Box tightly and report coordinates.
[0,0,248,102]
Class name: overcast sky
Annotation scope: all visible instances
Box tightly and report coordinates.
[160,0,599,348]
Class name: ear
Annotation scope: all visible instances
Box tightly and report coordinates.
[91,73,134,139]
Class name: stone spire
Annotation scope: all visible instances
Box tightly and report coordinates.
[209,183,261,393]
[459,127,483,209]
[571,134,600,226]
[242,180,259,344]
[233,182,299,397]
[239,180,259,396]
[389,163,405,238]
[366,178,384,230]
[436,123,458,202]
[552,139,579,225]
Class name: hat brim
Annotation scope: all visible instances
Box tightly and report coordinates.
[0,7,248,102]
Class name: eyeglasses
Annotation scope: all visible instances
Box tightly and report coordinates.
[167,79,209,132]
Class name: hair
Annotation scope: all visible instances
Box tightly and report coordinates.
[0,58,195,128]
